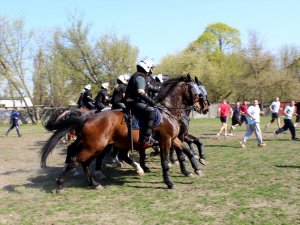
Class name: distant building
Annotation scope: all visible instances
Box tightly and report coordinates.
[0,97,33,108]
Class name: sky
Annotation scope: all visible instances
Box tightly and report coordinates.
[0,0,299,63]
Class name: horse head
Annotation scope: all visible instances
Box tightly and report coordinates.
[194,76,210,115]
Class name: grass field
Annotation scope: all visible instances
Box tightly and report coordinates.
[0,117,299,225]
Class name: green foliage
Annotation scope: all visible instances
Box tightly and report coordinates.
[190,22,241,55]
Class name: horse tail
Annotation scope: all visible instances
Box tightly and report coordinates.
[44,108,82,131]
[40,115,86,168]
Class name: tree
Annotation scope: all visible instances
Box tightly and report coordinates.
[0,16,37,123]
[189,22,241,55]
[52,16,138,93]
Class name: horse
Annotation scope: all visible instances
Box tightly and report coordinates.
[41,75,209,191]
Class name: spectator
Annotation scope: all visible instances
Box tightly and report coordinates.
[265,97,281,130]
[240,100,266,148]
[239,100,249,127]
[229,102,241,135]
[216,99,233,138]
[294,101,300,127]
[274,100,298,141]
[4,108,22,137]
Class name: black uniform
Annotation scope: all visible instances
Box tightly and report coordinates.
[124,72,157,144]
[94,88,110,112]
[77,89,94,110]
[111,83,127,109]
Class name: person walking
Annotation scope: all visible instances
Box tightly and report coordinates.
[274,100,298,141]
[4,108,22,137]
[240,100,266,148]
[216,99,233,138]
[229,102,241,135]
[239,100,249,127]
[294,101,300,127]
[265,97,281,130]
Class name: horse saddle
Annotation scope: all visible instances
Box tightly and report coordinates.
[124,108,162,130]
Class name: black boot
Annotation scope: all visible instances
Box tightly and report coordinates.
[140,126,158,145]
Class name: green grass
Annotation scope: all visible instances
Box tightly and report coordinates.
[0,117,299,224]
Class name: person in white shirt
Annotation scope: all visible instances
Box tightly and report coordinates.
[274,100,298,141]
[240,100,266,148]
[265,97,281,130]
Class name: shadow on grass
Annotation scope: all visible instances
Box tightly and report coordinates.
[1,163,176,193]
[274,165,300,169]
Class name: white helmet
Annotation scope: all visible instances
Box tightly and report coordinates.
[117,74,130,84]
[138,59,155,73]
[155,74,163,83]
[84,84,91,90]
[101,82,109,89]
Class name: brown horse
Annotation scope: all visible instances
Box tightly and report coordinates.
[41,75,209,192]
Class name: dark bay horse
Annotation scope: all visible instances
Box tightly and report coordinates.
[41,75,209,191]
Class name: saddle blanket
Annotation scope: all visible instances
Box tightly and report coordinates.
[127,108,162,130]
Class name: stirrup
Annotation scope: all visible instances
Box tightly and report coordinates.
[141,136,159,145]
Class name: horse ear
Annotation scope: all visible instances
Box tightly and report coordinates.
[195,76,202,85]
[187,73,192,81]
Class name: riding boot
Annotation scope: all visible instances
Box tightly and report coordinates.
[141,118,158,145]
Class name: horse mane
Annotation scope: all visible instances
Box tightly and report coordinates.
[155,76,187,103]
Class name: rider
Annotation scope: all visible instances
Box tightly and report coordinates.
[94,82,110,112]
[77,84,95,110]
[124,59,159,145]
[111,74,130,109]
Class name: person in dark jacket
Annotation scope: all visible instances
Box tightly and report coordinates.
[77,84,95,110]
[4,108,22,137]
[94,82,110,112]
[111,74,130,109]
[124,59,158,145]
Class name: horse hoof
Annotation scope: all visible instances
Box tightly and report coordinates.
[186,172,194,177]
[143,167,151,173]
[168,184,175,189]
[195,170,205,177]
[137,170,145,177]
[56,189,64,194]
[199,159,206,166]
[94,185,103,190]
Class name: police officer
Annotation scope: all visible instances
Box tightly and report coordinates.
[4,108,22,137]
[77,84,95,110]
[94,82,110,112]
[111,74,130,109]
[125,59,158,145]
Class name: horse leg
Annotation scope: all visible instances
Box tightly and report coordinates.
[110,146,123,167]
[174,147,193,177]
[169,146,178,164]
[82,158,103,190]
[173,137,204,176]
[193,139,206,166]
[160,139,174,189]
[94,145,112,180]
[56,162,78,194]
[185,134,206,165]
[139,149,151,173]
[118,149,145,176]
